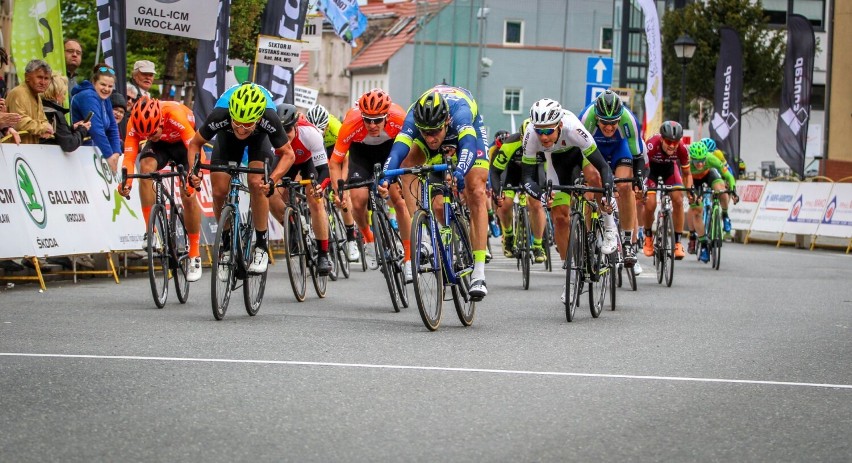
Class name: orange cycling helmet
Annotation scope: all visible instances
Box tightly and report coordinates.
[130,96,162,137]
[358,88,392,116]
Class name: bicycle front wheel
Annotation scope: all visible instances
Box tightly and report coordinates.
[451,212,476,327]
[211,205,236,320]
[711,206,723,270]
[147,204,169,309]
[170,207,190,304]
[283,207,308,302]
[519,207,531,290]
[663,211,675,287]
[565,213,584,322]
[411,209,443,331]
[589,223,606,319]
[242,221,266,316]
[374,211,402,312]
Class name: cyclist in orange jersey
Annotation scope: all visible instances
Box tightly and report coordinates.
[118,97,204,281]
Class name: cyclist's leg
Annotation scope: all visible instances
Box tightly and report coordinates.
[209,137,241,222]
[399,142,427,217]
[549,153,582,261]
[136,146,161,230]
[268,154,292,224]
[463,157,490,289]
[642,172,659,256]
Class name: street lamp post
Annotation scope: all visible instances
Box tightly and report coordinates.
[673,34,697,127]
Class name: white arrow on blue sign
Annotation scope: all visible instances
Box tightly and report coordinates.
[586,56,613,85]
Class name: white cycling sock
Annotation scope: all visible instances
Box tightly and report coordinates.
[473,261,485,281]
[603,212,617,231]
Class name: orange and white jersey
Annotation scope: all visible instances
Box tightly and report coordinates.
[330,103,406,163]
[123,102,196,174]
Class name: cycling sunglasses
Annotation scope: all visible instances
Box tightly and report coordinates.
[97,66,116,75]
[232,120,257,131]
[599,119,619,126]
[533,127,557,136]
[362,115,386,125]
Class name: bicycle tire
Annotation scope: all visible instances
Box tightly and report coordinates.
[589,222,605,318]
[544,227,553,272]
[211,205,236,320]
[356,233,368,272]
[389,226,409,309]
[663,211,675,287]
[327,233,339,282]
[654,215,664,285]
[374,209,402,312]
[335,211,352,279]
[450,212,476,327]
[711,205,722,270]
[304,207,328,299]
[170,207,190,304]
[283,207,308,302]
[626,265,637,291]
[565,213,584,322]
[520,207,531,290]
[241,219,266,316]
[147,205,169,308]
[609,254,617,310]
[411,209,443,331]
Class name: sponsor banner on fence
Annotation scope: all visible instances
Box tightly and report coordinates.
[816,183,852,238]
[750,182,800,233]
[0,152,36,258]
[782,182,833,235]
[82,151,147,252]
[126,0,219,40]
[728,180,764,231]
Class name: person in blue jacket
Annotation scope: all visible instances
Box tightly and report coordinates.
[70,63,122,173]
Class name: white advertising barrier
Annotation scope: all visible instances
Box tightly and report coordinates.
[0,144,111,257]
[729,180,765,231]
[782,182,834,236]
[0,150,37,258]
[749,181,801,233]
[816,183,852,238]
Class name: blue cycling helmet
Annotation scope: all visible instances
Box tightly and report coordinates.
[701,137,717,152]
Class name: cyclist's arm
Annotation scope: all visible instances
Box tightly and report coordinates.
[270,142,296,184]
[521,154,546,202]
[122,130,141,176]
[585,148,614,188]
[384,132,414,173]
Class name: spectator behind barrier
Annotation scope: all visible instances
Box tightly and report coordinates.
[130,60,156,98]
[0,47,23,143]
[64,39,83,94]
[6,59,54,144]
[71,63,122,173]
[41,72,90,152]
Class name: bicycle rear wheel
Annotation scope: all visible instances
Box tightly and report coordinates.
[451,213,476,327]
[565,213,584,322]
[283,207,308,302]
[662,211,675,287]
[544,225,553,272]
[242,221,266,316]
[411,209,443,331]
[211,205,236,320]
[170,207,190,304]
[589,223,606,318]
[711,206,722,270]
[147,204,169,308]
[356,232,368,272]
[374,211,402,312]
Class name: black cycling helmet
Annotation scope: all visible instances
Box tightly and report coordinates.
[493,130,509,143]
[275,103,298,128]
[595,89,623,121]
[659,120,683,142]
[414,91,450,130]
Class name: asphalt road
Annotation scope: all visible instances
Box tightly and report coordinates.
[1,241,850,462]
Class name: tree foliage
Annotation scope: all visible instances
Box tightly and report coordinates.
[661,0,786,122]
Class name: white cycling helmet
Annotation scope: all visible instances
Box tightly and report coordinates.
[529,98,564,126]
[306,104,330,131]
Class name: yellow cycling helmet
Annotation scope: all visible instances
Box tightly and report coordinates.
[229,83,267,124]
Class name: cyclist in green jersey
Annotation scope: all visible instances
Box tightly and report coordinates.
[687,142,738,262]
[306,104,360,262]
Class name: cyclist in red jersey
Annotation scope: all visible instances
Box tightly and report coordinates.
[328,89,413,281]
[118,97,204,281]
[641,120,693,259]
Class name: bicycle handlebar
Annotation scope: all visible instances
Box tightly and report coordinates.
[382,163,449,179]
[119,164,186,200]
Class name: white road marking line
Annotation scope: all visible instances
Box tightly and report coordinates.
[2,353,850,390]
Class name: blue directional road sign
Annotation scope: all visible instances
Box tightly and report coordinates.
[585,56,614,106]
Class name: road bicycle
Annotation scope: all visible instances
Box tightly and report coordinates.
[120,162,190,309]
[325,188,350,280]
[340,164,409,313]
[543,207,555,272]
[699,184,737,270]
[503,185,534,290]
[386,161,476,331]
[547,179,615,322]
[193,159,270,320]
[278,176,329,301]
[647,178,691,288]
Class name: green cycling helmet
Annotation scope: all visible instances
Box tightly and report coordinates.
[689,142,709,161]
[229,83,267,124]
[595,89,623,121]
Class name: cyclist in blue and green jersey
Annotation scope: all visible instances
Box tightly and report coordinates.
[578,90,644,266]
[383,85,491,300]
[700,137,736,233]
[306,104,359,262]
[489,125,547,263]
[687,142,738,262]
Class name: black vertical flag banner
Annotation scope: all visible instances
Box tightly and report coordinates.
[194,0,231,123]
[254,0,310,104]
[776,14,815,179]
[709,27,743,176]
[96,0,127,94]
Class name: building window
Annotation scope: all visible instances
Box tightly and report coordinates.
[504,20,523,46]
[503,88,522,114]
[763,0,825,31]
[601,27,613,51]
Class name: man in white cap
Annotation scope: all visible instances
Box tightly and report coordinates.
[130,60,156,98]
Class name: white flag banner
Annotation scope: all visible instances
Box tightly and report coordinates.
[256,35,302,67]
[636,0,663,140]
[126,0,219,40]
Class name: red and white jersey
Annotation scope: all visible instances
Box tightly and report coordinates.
[287,114,327,167]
